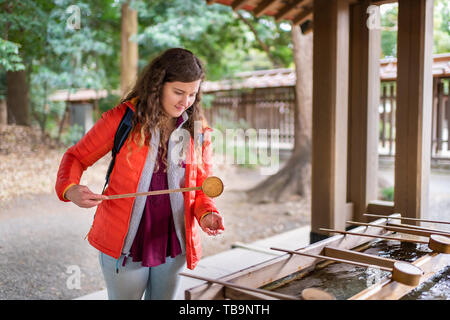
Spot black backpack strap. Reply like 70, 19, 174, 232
102, 106, 134, 193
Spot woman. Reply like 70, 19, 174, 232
55, 48, 225, 300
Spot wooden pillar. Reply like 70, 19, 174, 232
311, 0, 350, 242
348, 1, 381, 222
394, 0, 434, 220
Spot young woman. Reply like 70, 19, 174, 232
55, 48, 224, 300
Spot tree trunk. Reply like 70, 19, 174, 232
120, 1, 138, 97
246, 26, 313, 203
0, 99, 7, 125
6, 69, 31, 126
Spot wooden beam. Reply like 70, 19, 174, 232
254, 0, 279, 17
370, 0, 397, 5
232, 0, 251, 11
347, 0, 381, 223
292, 8, 313, 26
206, 0, 216, 4
394, 0, 434, 221
275, 0, 307, 22
367, 200, 395, 216
311, 0, 350, 238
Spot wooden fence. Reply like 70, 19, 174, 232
379, 77, 450, 160
203, 77, 450, 161
202, 86, 295, 146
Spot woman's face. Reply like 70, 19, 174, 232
161, 80, 201, 118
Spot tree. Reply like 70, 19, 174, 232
1, 0, 119, 137
120, 0, 138, 96
0, 39, 25, 125
246, 26, 313, 203
0, 0, 52, 125
133, 0, 287, 80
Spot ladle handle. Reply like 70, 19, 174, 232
319, 228, 429, 244
270, 247, 392, 272
105, 186, 202, 200
346, 221, 450, 238
364, 213, 450, 225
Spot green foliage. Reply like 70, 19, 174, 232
201, 93, 215, 110
61, 123, 84, 146
380, 4, 398, 58
0, 39, 25, 72
434, 0, 450, 53
133, 0, 291, 80
379, 1, 450, 57
381, 186, 394, 201
97, 93, 121, 120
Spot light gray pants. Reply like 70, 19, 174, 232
98, 251, 186, 300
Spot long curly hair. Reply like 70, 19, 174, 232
120, 48, 206, 171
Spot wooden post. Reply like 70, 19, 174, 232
394, 0, 434, 221
120, 1, 138, 97
347, 0, 381, 222
311, 0, 350, 241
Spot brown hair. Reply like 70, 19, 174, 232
121, 48, 206, 171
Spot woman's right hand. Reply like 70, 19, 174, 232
65, 185, 108, 208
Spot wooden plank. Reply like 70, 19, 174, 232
231, 0, 251, 11
370, 0, 397, 4
185, 216, 398, 300
311, 0, 350, 237
349, 251, 450, 300
394, 0, 434, 221
436, 81, 444, 152
254, 0, 280, 17
388, 83, 395, 155
275, 0, 307, 22
347, 0, 381, 223
447, 91, 450, 151
292, 8, 313, 26
367, 200, 395, 216
381, 85, 387, 147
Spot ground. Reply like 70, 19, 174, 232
0, 125, 310, 299
1, 125, 448, 299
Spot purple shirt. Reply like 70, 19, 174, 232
129, 117, 184, 267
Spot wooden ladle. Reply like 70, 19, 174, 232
270, 247, 424, 286
105, 176, 224, 200
319, 228, 450, 254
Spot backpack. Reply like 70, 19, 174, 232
102, 106, 134, 193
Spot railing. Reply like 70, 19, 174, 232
379, 78, 450, 161
204, 77, 450, 161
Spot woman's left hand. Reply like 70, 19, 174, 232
200, 212, 225, 236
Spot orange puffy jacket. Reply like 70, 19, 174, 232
55, 99, 219, 270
